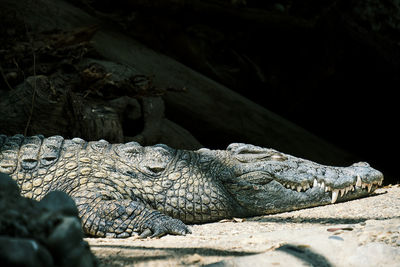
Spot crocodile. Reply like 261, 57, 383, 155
0, 134, 383, 238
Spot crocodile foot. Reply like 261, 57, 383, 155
140, 217, 192, 238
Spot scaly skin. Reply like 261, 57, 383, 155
0, 135, 383, 238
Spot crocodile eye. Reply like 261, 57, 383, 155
122, 146, 142, 156
115, 142, 143, 159
142, 145, 175, 175
269, 152, 287, 161
124, 148, 140, 158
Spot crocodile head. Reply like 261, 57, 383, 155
218, 143, 384, 215
113, 141, 383, 222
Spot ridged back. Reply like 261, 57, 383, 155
0, 135, 65, 174
0, 135, 88, 198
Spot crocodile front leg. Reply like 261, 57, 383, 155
72, 189, 191, 238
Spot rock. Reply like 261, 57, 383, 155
0, 173, 97, 267
0, 236, 53, 267
47, 216, 83, 256
39, 191, 79, 217
328, 235, 344, 241
0, 172, 20, 196
46, 216, 96, 267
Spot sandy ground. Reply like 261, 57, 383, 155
86, 185, 400, 266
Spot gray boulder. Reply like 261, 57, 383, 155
0, 173, 97, 267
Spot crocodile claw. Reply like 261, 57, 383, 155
140, 217, 192, 238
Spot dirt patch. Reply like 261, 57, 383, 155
87, 185, 400, 266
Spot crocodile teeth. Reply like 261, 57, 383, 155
303, 184, 310, 191
367, 184, 372, 192
313, 179, 318, 188
340, 188, 345, 197
320, 181, 325, 189
331, 189, 339, 203
325, 185, 331, 192
283, 182, 313, 192
356, 175, 362, 187
345, 186, 351, 194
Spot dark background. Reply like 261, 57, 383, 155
1, 0, 398, 184
80, 0, 398, 183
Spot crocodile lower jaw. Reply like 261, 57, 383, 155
280, 176, 383, 204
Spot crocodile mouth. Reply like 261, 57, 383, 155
236, 170, 383, 204
277, 176, 383, 204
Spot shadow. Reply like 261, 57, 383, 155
276, 244, 333, 267
90, 245, 257, 265
247, 216, 399, 225
91, 244, 256, 256
202, 243, 333, 267
99, 255, 170, 266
